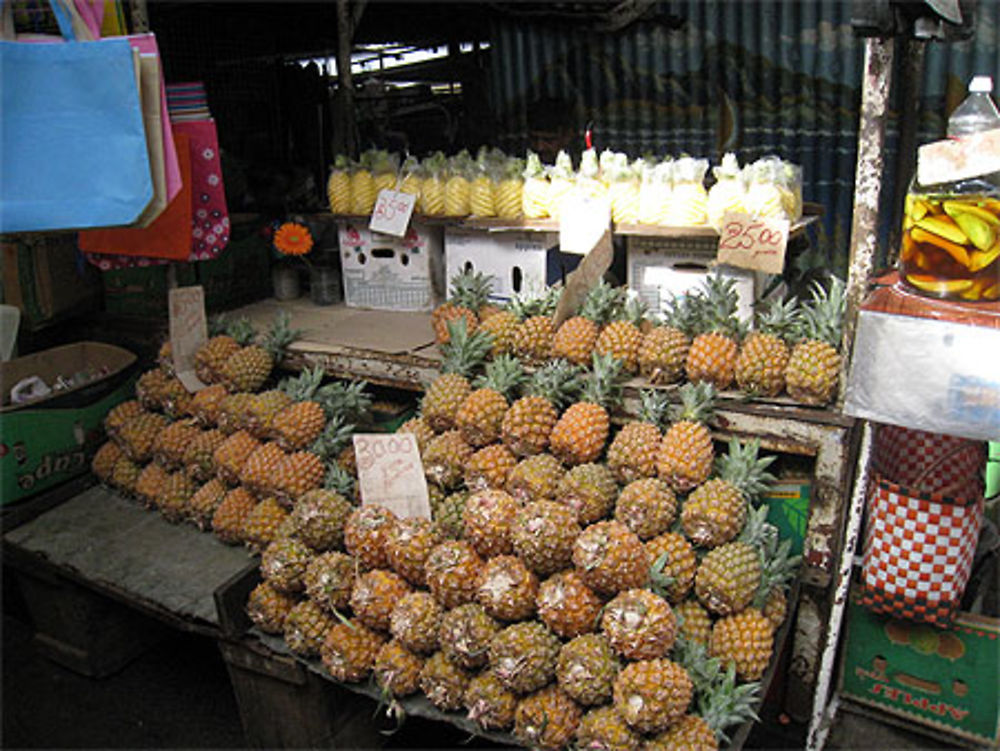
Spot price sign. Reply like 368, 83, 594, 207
559, 193, 612, 255
353, 433, 431, 519
369, 189, 416, 237
716, 211, 790, 274
168, 285, 207, 392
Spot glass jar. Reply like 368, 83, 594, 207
900, 173, 1000, 302
309, 265, 342, 306
272, 265, 300, 301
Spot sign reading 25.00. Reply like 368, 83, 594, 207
716, 211, 790, 274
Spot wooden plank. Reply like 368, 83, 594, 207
214, 564, 261, 638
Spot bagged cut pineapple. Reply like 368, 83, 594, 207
398, 155, 423, 203
706, 152, 747, 229
638, 159, 673, 225
664, 156, 709, 226
372, 150, 400, 195
599, 148, 619, 187
495, 156, 525, 219
420, 152, 448, 216
575, 147, 609, 201
606, 153, 640, 224
469, 147, 500, 217
522, 150, 550, 219
350, 150, 378, 215
779, 161, 803, 221
326, 154, 352, 214
444, 149, 474, 217
546, 150, 576, 219
743, 158, 787, 220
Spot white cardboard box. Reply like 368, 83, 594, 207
625, 235, 757, 321
338, 221, 444, 312
444, 228, 577, 301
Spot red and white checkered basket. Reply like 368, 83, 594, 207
861, 477, 983, 626
871, 424, 985, 499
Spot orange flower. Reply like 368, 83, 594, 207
274, 222, 314, 256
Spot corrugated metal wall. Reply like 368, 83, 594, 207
489, 1, 1000, 273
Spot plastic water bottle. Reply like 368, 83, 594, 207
947, 75, 1000, 137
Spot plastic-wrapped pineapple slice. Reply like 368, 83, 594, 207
372, 149, 400, 196
546, 150, 576, 219
444, 150, 474, 217
575, 147, 608, 202
398, 155, 423, 204
495, 156, 525, 219
327, 154, 352, 214
743, 158, 787, 220
664, 156, 709, 226
606, 153, 640, 224
522, 151, 549, 219
350, 150, 378, 215
778, 161, 804, 221
420, 152, 447, 216
599, 148, 618, 188
638, 159, 673, 225
706, 153, 747, 229
470, 147, 500, 218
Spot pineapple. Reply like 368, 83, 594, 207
213, 430, 260, 485
709, 608, 774, 681
489, 621, 561, 695
694, 503, 774, 616
215, 392, 256, 435
785, 276, 846, 405
614, 478, 677, 540
462, 489, 520, 558
242, 497, 289, 552
465, 670, 518, 731
133, 461, 169, 508
754, 528, 800, 630
420, 153, 447, 216
283, 600, 336, 658
552, 280, 622, 367
549, 353, 625, 466
572, 520, 649, 596
158, 377, 193, 420
432, 491, 469, 540
494, 156, 524, 219
501, 358, 580, 457
444, 153, 473, 217
117, 411, 168, 463
645, 715, 719, 751
321, 619, 386, 682
735, 295, 800, 397
220, 312, 298, 393
506, 453, 565, 503
455, 354, 524, 448
349, 153, 378, 215
424, 540, 483, 609
423, 430, 474, 490
91, 441, 123, 484
607, 389, 671, 484
288, 488, 353, 552
510, 500, 581, 577
555, 463, 619, 526
595, 294, 648, 374
246, 581, 298, 635
260, 536, 313, 594
647, 532, 697, 604
384, 517, 441, 587
152, 419, 200, 470
612, 659, 693, 734
638, 293, 697, 385
575, 705, 642, 751
510, 289, 560, 366
109, 455, 142, 495
656, 382, 717, 493
104, 399, 144, 439
238, 442, 286, 497
514, 685, 583, 751
343, 505, 398, 570
389, 591, 443, 654
326, 155, 352, 213
245, 388, 294, 441
601, 588, 678, 661
420, 651, 472, 712
422, 318, 491, 432
674, 598, 713, 646
211, 487, 257, 544
194, 316, 253, 384
556, 633, 620, 707
465, 443, 517, 492
304, 551, 356, 614
431, 269, 493, 345
685, 275, 745, 390
478, 307, 519, 357
268, 368, 327, 451
682, 438, 775, 549
155, 471, 196, 524
470, 147, 498, 217
440, 603, 500, 670
271, 450, 325, 506
374, 640, 424, 698
536, 570, 604, 639
182, 428, 225, 482
476, 555, 539, 622
135, 368, 169, 410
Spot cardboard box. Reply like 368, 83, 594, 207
338, 221, 444, 312
444, 228, 582, 301
0, 342, 137, 505
840, 588, 1000, 747
625, 235, 757, 319
760, 476, 811, 557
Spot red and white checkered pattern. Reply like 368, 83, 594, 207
861, 479, 983, 625
871, 424, 985, 500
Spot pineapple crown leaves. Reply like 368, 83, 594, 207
507, 287, 560, 321
797, 275, 846, 347
310, 414, 355, 460
698, 663, 761, 742
523, 358, 583, 409
694, 274, 744, 339
714, 438, 777, 502
752, 518, 801, 608
648, 551, 678, 599
674, 381, 716, 424
439, 319, 492, 376
207, 312, 230, 338
619, 293, 649, 326
579, 353, 626, 408
279, 366, 325, 402
637, 388, 672, 428
226, 316, 257, 346
473, 354, 526, 398
660, 291, 701, 337
323, 463, 356, 499
262, 311, 301, 359
578, 280, 625, 324
672, 635, 726, 695
754, 295, 802, 341
449, 269, 495, 311
318, 379, 372, 423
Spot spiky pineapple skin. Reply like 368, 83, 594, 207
212, 487, 257, 544
785, 339, 840, 405
92, 441, 123, 484
602, 588, 678, 661
511, 500, 580, 577
638, 326, 690, 384
552, 317, 599, 367
288, 489, 353, 552
709, 607, 774, 681
478, 310, 519, 357
456, 388, 509, 448
321, 619, 386, 682
284, 600, 337, 658
423, 430, 473, 489
134, 461, 170, 508
506, 453, 565, 504
607, 422, 662, 484
424, 540, 483, 610
645, 714, 718, 751
656, 420, 713, 493
462, 489, 520, 558
536, 570, 604, 639
476, 555, 539, 622
242, 497, 289, 551
686, 332, 738, 391
681, 478, 747, 548
556, 633, 620, 706
221, 344, 273, 393
420, 651, 472, 711
550, 402, 609, 466
596, 320, 642, 373
695, 540, 761, 616
647, 532, 697, 604
512, 315, 555, 366
422, 373, 471, 432
465, 444, 517, 491
556, 463, 619, 526
246, 581, 298, 634
576, 705, 643, 751
613, 659, 693, 734
572, 521, 649, 596
674, 598, 713, 646
389, 591, 443, 654
489, 621, 561, 694
271, 401, 326, 452
260, 536, 313, 594
213, 430, 260, 485
465, 670, 518, 731
304, 551, 355, 614
514, 685, 583, 751
615, 478, 677, 541
439, 603, 500, 670
502, 395, 558, 457
374, 640, 424, 697
735, 332, 789, 397
343, 505, 398, 570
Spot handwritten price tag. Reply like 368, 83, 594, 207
168, 285, 207, 392
369, 189, 416, 237
716, 211, 790, 274
560, 193, 612, 255
353, 433, 431, 519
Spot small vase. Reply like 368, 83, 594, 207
272, 265, 300, 301
310, 265, 342, 306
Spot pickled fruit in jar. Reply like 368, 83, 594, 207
900, 193, 1000, 302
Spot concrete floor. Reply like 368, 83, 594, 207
2, 606, 963, 751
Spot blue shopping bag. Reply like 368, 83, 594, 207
0, 27, 152, 232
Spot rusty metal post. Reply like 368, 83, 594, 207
838, 37, 895, 409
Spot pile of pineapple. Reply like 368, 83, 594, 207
433, 270, 847, 407
244, 307, 801, 750
89, 313, 371, 552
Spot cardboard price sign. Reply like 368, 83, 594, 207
559, 193, 612, 255
369, 189, 416, 237
716, 211, 790, 274
353, 433, 431, 519
168, 285, 207, 392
